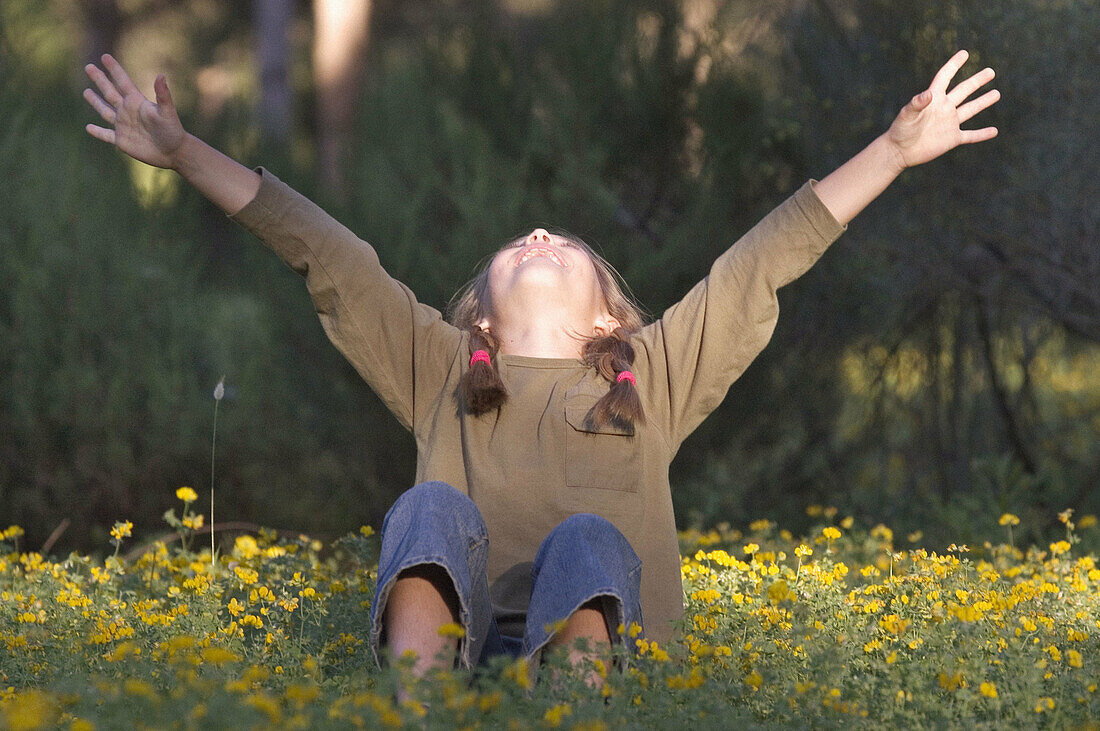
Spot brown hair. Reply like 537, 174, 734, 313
447, 230, 648, 428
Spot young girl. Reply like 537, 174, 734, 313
82, 50, 999, 677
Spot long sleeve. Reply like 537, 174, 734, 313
632, 181, 846, 451
229, 168, 464, 432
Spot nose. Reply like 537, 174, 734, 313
526, 228, 552, 245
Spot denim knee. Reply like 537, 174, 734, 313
382, 481, 485, 540
534, 514, 638, 570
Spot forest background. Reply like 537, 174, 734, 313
1, 0, 1096, 555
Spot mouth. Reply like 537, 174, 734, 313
516, 246, 568, 267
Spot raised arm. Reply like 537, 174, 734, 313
83, 54, 259, 215
84, 54, 465, 433
813, 50, 1000, 226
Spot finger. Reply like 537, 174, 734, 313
153, 74, 176, 115
957, 89, 1001, 124
930, 49, 969, 95
84, 63, 123, 107
960, 126, 998, 145
101, 53, 141, 97
947, 67, 995, 107
85, 123, 117, 145
83, 88, 117, 125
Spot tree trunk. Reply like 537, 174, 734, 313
254, 0, 294, 143
77, 0, 123, 64
312, 0, 373, 200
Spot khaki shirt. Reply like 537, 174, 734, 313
232, 170, 844, 641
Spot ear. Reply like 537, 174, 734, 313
592, 315, 621, 338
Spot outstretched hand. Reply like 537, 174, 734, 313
885, 50, 1000, 170
83, 54, 186, 170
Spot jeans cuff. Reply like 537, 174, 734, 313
369, 557, 478, 670
524, 589, 631, 670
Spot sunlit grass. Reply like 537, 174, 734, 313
3, 498, 1100, 728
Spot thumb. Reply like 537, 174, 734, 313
154, 74, 176, 113
909, 88, 933, 111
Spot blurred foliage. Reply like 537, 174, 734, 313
0, 0, 1097, 553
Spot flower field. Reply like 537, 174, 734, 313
3, 494, 1100, 729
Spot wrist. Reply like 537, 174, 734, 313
873, 133, 908, 178
171, 132, 202, 176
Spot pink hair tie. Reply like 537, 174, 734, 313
470, 349, 491, 367
616, 370, 636, 386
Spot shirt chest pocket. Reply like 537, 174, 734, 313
563, 385, 642, 493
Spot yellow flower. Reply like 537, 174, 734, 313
234, 566, 259, 585
123, 679, 157, 700
109, 521, 133, 542
202, 646, 241, 665
543, 703, 571, 727
234, 536, 261, 560
999, 513, 1020, 526
4, 689, 59, 730
240, 614, 264, 629
1079, 514, 1097, 529
437, 622, 466, 638
1068, 650, 1084, 668
879, 614, 910, 634
182, 514, 204, 530
176, 486, 199, 503
285, 684, 321, 708
822, 527, 842, 541
767, 580, 791, 604
980, 681, 998, 698
745, 671, 763, 690
743, 543, 760, 555
1050, 540, 1071, 556
795, 544, 813, 558
244, 693, 281, 723
503, 658, 532, 690
1034, 697, 1054, 713
937, 672, 966, 692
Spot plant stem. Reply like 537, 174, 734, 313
211, 383, 222, 567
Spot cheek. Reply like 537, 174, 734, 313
482, 256, 512, 310
580, 262, 606, 303
485, 257, 508, 293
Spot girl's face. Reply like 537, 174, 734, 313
481, 228, 617, 337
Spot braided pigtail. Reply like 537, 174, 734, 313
458, 329, 507, 414
582, 328, 644, 429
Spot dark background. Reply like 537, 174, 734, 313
2, 0, 1097, 554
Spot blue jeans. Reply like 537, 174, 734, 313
368, 481, 643, 669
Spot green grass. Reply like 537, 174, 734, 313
2, 503, 1099, 729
